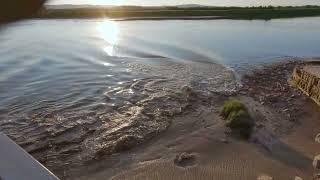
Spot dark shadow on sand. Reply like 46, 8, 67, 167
252, 128, 311, 170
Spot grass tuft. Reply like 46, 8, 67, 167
221, 100, 253, 139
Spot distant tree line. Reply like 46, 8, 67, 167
1, 0, 45, 22
35, 5, 320, 20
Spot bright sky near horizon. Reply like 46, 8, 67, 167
48, 0, 320, 6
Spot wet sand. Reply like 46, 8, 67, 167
70, 59, 320, 180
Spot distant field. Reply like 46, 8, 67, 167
37, 6, 320, 20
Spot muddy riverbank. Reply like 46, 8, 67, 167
61, 59, 320, 180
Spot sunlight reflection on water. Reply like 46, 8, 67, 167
97, 20, 119, 56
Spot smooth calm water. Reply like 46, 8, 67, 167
0, 17, 320, 172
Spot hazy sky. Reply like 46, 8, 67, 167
48, 0, 320, 6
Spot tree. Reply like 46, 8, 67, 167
0, 0, 46, 22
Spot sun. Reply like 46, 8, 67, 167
85, 0, 126, 5
48, 0, 126, 6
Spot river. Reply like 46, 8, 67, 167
0, 17, 320, 174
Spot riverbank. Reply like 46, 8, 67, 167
3, 18, 320, 180
67, 59, 320, 180
37, 6, 320, 20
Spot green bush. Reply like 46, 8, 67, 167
221, 100, 246, 118
221, 100, 253, 139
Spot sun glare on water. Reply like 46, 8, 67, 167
97, 20, 119, 56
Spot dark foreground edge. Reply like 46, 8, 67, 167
0, 132, 59, 180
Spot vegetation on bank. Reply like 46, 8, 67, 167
221, 100, 253, 139
36, 6, 320, 20
0, 0, 44, 22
